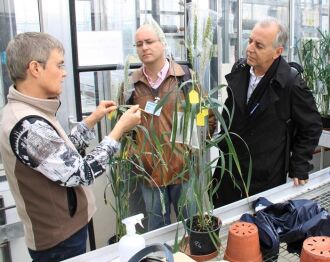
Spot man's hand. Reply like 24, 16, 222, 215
293, 177, 308, 186
84, 100, 117, 128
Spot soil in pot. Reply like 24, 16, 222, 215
224, 221, 262, 262
185, 215, 221, 256
300, 236, 330, 262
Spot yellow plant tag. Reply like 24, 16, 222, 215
107, 111, 116, 120
189, 90, 200, 104
123, 150, 128, 159
202, 107, 209, 116
196, 112, 205, 126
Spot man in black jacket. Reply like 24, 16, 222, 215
212, 17, 322, 208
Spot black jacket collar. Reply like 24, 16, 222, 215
225, 57, 291, 116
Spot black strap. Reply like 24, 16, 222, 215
288, 61, 304, 74
128, 244, 174, 262
283, 66, 301, 174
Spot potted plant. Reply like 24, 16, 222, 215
104, 60, 152, 243
173, 81, 250, 259
158, 3, 252, 259
317, 30, 330, 125
297, 30, 330, 126
104, 133, 136, 244
104, 5, 251, 257
297, 38, 318, 94
104, 60, 166, 244
104, 60, 138, 243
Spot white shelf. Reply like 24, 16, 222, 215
319, 130, 330, 147
318, 130, 330, 168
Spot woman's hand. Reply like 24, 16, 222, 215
109, 105, 141, 141
83, 100, 117, 128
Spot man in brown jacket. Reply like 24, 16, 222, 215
129, 22, 216, 230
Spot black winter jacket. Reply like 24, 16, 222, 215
212, 57, 322, 207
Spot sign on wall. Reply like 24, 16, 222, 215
77, 31, 123, 66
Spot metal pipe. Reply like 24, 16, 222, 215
289, 0, 295, 62
237, 0, 243, 59
68, 0, 83, 122
0, 196, 12, 262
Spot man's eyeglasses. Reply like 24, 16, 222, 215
134, 39, 160, 48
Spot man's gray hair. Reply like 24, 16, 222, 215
6, 32, 64, 83
256, 17, 288, 48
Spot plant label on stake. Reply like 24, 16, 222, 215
170, 111, 199, 149
202, 107, 209, 116
189, 90, 200, 104
196, 112, 205, 126
107, 110, 116, 120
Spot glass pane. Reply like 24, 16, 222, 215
159, 1, 186, 61
293, 0, 329, 113
75, 0, 186, 67
293, 0, 329, 62
76, 0, 137, 66
80, 72, 98, 114
241, 0, 290, 59
80, 68, 134, 115
76, 0, 188, 116
219, 0, 290, 103
79, 68, 133, 146
219, 0, 238, 85
14, 0, 40, 32
0, 0, 40, 103
0, 0, 40, 169
76, 1, 92, 31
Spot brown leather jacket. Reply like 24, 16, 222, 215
129, 61, 215, 186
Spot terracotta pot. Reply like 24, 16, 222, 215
300, 236, 330, 262
224, 221, 262, 262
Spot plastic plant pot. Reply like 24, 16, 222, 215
182, 240, 219, 262
185, 215, 221, 256
300, 236, 330, 262
224, 221, 262, 262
